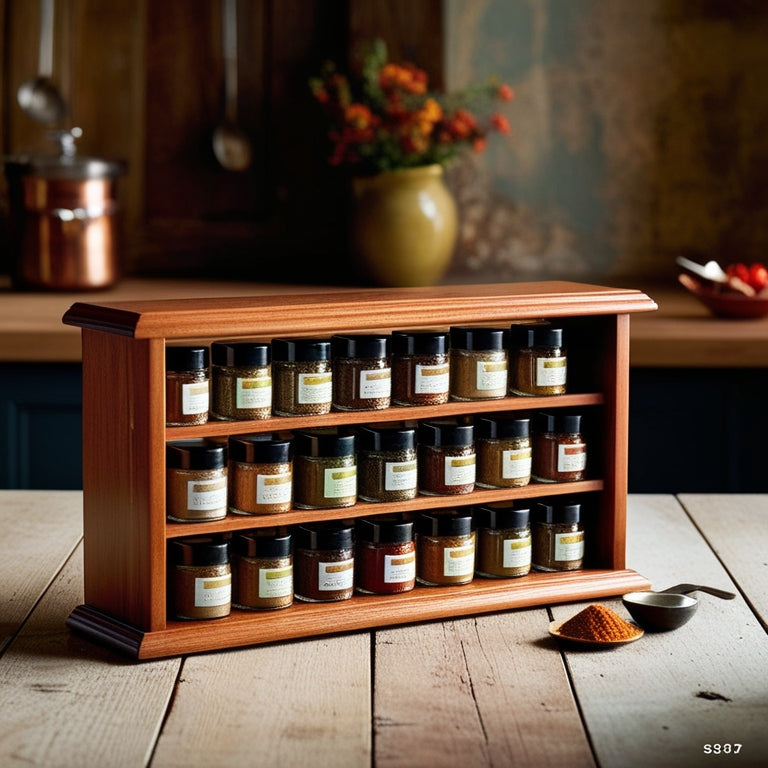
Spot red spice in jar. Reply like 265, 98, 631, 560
417, 421, 476, 495
532, 412, 587, 483
355, 517, 415, 594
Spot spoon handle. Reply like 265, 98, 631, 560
660, 583, 736, 600
39, 0, 55, 77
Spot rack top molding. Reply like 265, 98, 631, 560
62, 281, 657, 340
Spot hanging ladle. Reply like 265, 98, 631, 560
17, 0, 67, 125
212, 0, 252, 171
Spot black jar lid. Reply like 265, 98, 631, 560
391, 329, 449, 356
234, 531, 292, 559
532, 501, 581, 524
418, 420, 474, 448
295, 522, 353, 551
449, 326, 508, 351
356, 517, 414, 544
271, 338, 330, 362
166, 345, 209, 371
536, 412, 581, 434
475, 503, 530, 530
228, 434, 292, 464
294, 429, 355, 457
533, 327, 563, 348
416, 511, 474, 537
170, 536, 229, 566
476, 416, 530, 440
211, 340, 270, 367
331, 334, 390, 359
166, 439, 226, 470
357, 425, 416, 453
508, 324, 538, 349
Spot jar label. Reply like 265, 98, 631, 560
503, 537, 532, 568
258, 566, 293, 598
443, 543, 475, 577
182, 381, 210, 415
476, 360, 507, 391
186, 477, 227, 512
444, 454, 476, 486
557, 443, 587, 472
554, 531, 584, 562
323, 466, 357, 498
298, 372, 332, 404
536, 356, 567, 386
384, 552, 416, 584
385, 460, 418, 491
318, 559, 354, 591
359, 368, 392, 399
415, 363, 449, 394
236, 376, 272, 409
256, 472, 293, 505
194, 573, 231, 607
502, 447, 532, 479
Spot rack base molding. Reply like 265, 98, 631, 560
63, 281, 657, 659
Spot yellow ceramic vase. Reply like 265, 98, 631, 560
351, 164, 458, 287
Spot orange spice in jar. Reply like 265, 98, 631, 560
415, 511, 476, 586
166, 440, 228, 523
228, 434, 293, 515
449, 327, 508, 401
475, 416, 532, 489
165, 346, 210, 426
532, 412, 586, 483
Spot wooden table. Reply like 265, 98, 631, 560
1, 492, 766, 768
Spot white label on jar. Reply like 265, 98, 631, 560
554, 531, 584, 562
557, 443, 587, 472
502, 447, 532, 479
475, 360, 507, 391
187, 477, 227, 511
236, 376, 272, 409
443, 543, 475, 576
535, 356, 567, 386
256, 472, 292, 505
318, 559, 354, 591
297, 372, 332, 404
503, 537, 532, 568
323, 466, 357, 498
258, 566, 293, 598
415, 363, 450, 394
444, 454, 476, 486
182, 381, 209, 414
384, 552, 416, 583
194, 573, 231, 607
359, 367, 392, 399
384, 460, 418, 491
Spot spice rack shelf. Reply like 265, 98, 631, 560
63, 280, 656, 659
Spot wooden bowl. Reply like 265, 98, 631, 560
678, 274, 768, 319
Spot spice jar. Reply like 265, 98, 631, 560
232, 531, 293, 610
294, 523, 354, 602
271, 338, 332, 416
415, 512, 476, 586
355, 517, 415, 594
449, 327, 508, 401
476, 416, 532, 489
165, 346, 210, 426
210, 340, 272, 421
331, 334, 391, 410
532, 412, 587, 482
357, 425, 417, 502
166, 440, 228, 522
417, 421, 476, 495
228, 434, 293, 515
293, 429, 357, 509
169, 536, 231, 620
531, 501, 584, 571
391, 330, 450, 406
509, 326, 567, 397
475, 504, 532, 578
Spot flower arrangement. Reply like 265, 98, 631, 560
310, 39, 513, 175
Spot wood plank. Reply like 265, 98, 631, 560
374, 612, 595, 768
150, 633, 371, 768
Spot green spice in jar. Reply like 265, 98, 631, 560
417, 421, 476, 495
391, 330, 450, 406
509, 326, 567, 397
170, 536, 231, 620
232, 531, 293, 610
531, 501, 584, 572
475, 503, 532, 578
271, 338, 332, 416
228, 434, 293, 515
165, 346, 210, 426
475, 416, 532, 488
415, 511, 476, 586
166, 440, 228, 522
293, 429, 357, 509
331, 334, 391, 411
357, 425, 417, 502
449, 327, 509, 400
210, 340, 272, 420
294, 523, 354, 602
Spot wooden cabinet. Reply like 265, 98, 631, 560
62, 281, 655, 659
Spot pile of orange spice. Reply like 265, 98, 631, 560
558, 603, 642, 642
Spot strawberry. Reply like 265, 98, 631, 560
748, 263, 768, 292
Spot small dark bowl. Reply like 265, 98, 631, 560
622, 591, 698, 631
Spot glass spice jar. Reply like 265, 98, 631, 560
294, 523, 354, 602
531, 501, 584, 571
169, 536, 231, 620
166, 439, 228, 522
271, 338, 332, 416
210, 340, 272, 421
509, 326, 567, 397
165, 345, 210, 426
475, 503, 532, 578
532, 412, 587, 483
415, 511, 476, 586
417, 421, 476, 496
331, 334, 391, 410
232, 530, 293, 610
449, 327, 508, 401
227, 434, 293, 515
293, 429, 357, 509
357, 425, 417, 502
391, 329, 450, 406
355, 517, 416, 594
475, 416, 532, 489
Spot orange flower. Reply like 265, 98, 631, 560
473, 137, 487, 153
345, 103, 375, 130
380, 62, 428, 95
497, 84, 514, 101
491, 113, 511, 134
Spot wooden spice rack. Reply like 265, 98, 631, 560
63, 281, 656, 659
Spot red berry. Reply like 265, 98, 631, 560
748, 263, 768, 291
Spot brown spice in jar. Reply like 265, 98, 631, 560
331, 335, 391, 411
417, 421, 475, 496
228, 435, 293, 515
293, 523, 354, 602
357, 426, 417, 502
557, 604, 642, 642
391, 330, 450, 406
531, 501, 584, 572
210, 340, 272, 420
532, 412, 586, 483
449, 327, 508, 401
165, 346, 210, 426
415, 512, 475, 586
232, 531, 293, 610
166, 440, 228, 523
271, 338, 332, 416
170, 537, 231, 620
